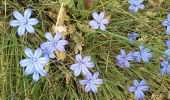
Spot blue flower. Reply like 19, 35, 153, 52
9, 8, 39, 36
19, 48, 49, 81
41, 43, 56, 59
70, 54, 95, 77
163, 40, 170, 57
41, 32, 68, 53
128, 33, 139, 45
129, 79, 149, 99
162, 14, 170, 35
79, 71, 103, 93
160, 58, 170, 74
128, 0, 145, 13
89, 12, 109, 31
133, 46, 153, 63
116, 49, 134, 68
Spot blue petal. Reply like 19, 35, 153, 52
55, 44, 65, 51
128, 0, 133, 4
166, 40, 170, 48
75, 54, 82, 63
24, 8, 32, 19
127, 52, 134, 61
20, 59, 31, 67
167, 26, 170, 35
45, 32, 54, 41
167, 66, 170, 74
133, 6, 139, 13
83, 56, 91, 63
26, 24, 35, 34
33, 71, 39, 81
139, 86, 149, 91
162, 21, 168, 26
138, 4, 145, 9
24, 64, 35, 75
161, 61, 168, 68
13, 10, 24, 21
57, 40, 68, 45
82, 66, 91, 76
98, 12, 104, 21
92, 71, 99, 79
133, 80, 139, 87
128, 86, 136, 92
138, 0, 144, 4
92, 12, 99, 21
28, 18, 39, 25
160, 67, 166, 74
86, 62, 95, 68
79, 80, 88, 85
49, 53, 56, 58
139, 79, 146, 86
101, 19, 109, 24
25, 48, 33, 58
136, 56, 141, 62
163, 49, 170, 56
124, 61, 130, 68
18, 25, 26, 36
128, 5, 135, 11
100, 24, 106, 31
135, 90, 145, 99
9, 20, 23, 26
91, 84, 98, 93
93, 79, 103, 85
41, 42, 53, 49
133, 51, 140, 57
34, 62, 47, 76
74, 66, 81, 77
168, 14, 170, 22
120, 49, 126, 56
34, 48, 42, 58
70, 64, 79, 70
141, 55, 149, 63
85, 83, 91, 92
89, 21, 99, 29
54, 32, 62, 41
38, 57, 49, 66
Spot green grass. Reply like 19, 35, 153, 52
1, 0, 170, 99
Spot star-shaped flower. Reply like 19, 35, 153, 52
70, 54, 95, 77
79, 71, 103, 93
89, 12, 109, 31
128, 33, 139, 45
129, 79, 149, 99
116, 49, 134, 68
162, 14, 170, 35
128, 0, 145, 13
19, 48, 49, 81
9, 8, 39, 36
133, 46, 153, 63
41, 32, 68, 53
160, 58, 170, 74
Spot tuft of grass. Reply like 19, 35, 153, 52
1, 0, 170, 99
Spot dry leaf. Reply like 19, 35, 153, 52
151, 93, 166, 100
85, 0, 94, 9
55, 51, 66, 60
73, 32, 85, 54
53, 25, 69, 39
77, 23, 95, 33
149, 0, 164, 7
65, 72, 71, 85
45, 64, 50, 72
